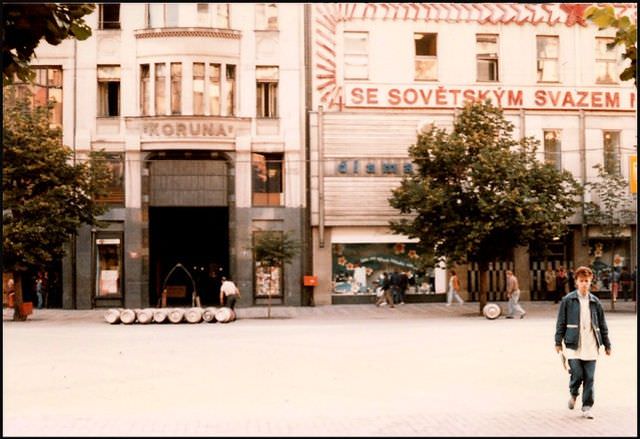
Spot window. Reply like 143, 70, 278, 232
140, 64, 151, 116
209, 63, 221, 116
96, 153, 125, 206
197, 3, 210, 26
170, 62, 182, 115
344, 32, 368, 80
595, 37, 618, 84
97, 65, 120, 117
11, 66, 63, 127
256, 3, 278, 30
256, 66, 278, 118
95, 235, 123, 297
215, 4, 230, 28
226, 64, 236, 116
603, 131, 621, 174
254, 231, 283, 298
99, 4, 120, 29
252, 153, 283, 206
543, 130, 562, 171
155, 63, 166, 115
193, 63, 205, 115
477, 34, 499, 81
165, 4, 179, 27
148, 4, 164, 28
536, 36, 559, 82
414, 33, 437, 81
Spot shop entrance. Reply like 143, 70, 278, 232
149, 206, 229, 307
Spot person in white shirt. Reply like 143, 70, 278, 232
219, 276, 241, 310
555, 266, 612, 420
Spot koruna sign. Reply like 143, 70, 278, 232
126, 116, 251, 139
345, 83, 636, 111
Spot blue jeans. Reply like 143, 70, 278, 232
568, 359, 597, 409
36, 291, 43, 309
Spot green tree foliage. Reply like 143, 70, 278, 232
585, 5, 637, 86
584, 164, 636, 310
3, 92, 110, 319
2, 3, 95, 85
251, 230, 301, 318
389, 100, 583, 314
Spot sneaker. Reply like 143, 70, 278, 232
446, 303, 451, 307
582, 409, 594, 419
568, 395, 577, 410
505, 315, 514, 319
399, 302, 405, 305
520, 313, 526, 319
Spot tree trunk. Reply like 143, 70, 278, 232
478, 261, 489, 316
267, 267, 272, 319
12, 273, 27, 321
610, 242, 616, 311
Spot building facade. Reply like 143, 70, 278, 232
24, 3, 308, 309
308, 3, 637, 305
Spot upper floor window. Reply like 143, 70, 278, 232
252, 153, 283, 206
209, 63, 221, 116
543, 130, 562, 171
193, 63, 205, 115
155, 63, 166, 115
10, 66, 63, 127
97, 65, 120, 117
477, 34, 499, 82
140, 64, 151, 116
148, 3, 229, 28
216, 4, 230, 28
226, 64, 236, 116
343, 32, 368, 80
415, 33, 437, 81
256, 3, 278, 30
96, 152, 125, 206
256, 66, 278, 118
99, 4, 121, 30
603, 131, 621, 174
536, 36, 559, 82
595, 37, 618, 84
170, 63, 182, 115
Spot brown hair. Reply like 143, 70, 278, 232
574, 266, 593, 279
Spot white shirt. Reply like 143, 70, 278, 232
565, 293, 600, 360
220, 280, 239, 297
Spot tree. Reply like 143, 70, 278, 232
585, 5, 637, 87
389, 100, 583, 315
2, 3, 95, 85
584, 164, 636, 310
3, 92, 110, 320
251, 231, 301, 318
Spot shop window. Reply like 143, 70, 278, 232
96, 153, 125, 206
99, 4, 120, 30
97, 65, 120, 117
477, 34, 499, 82
344, 32, 368, 80
155, 63, 166, 115
256, 3, 278, 30
252, 153, 283, 206
253, 231, 283, 298
543, 129, 562, 171
95, 236, 123, 297
209, 63, 221, 116
10, 66, 63, 127
595, 37, 618, 84
603, 131, 621, 175
140, 64, 151, 116
226, 64, 236, 116
170, 62, 182, 115
415, 33, 437, 81
536, 35, 559, 82
256, 66, 278, 118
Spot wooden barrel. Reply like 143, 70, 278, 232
202, 307, 218, 323
185, 307, 203, 323
104, 308, 122, 324
153, 308, 168, 323
167, 308, 185, 323
483, 303, 502, 320
120, 309, 136, 324
215, 307, 236, 323
135, 308, 154, 324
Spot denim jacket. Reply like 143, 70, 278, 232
554, 290, 611, 351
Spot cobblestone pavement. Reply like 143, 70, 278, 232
3, 301, 637, 436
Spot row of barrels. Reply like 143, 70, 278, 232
104, 307, 236, 324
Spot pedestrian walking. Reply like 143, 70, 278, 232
390, 270, 404, 305
35, 272, 45, 309
554, 265, 611, 420
374, 272, 394, 308
219, 276, 241, 310
505, 270, 525, 318
555, 266, 568, 303
620, 267, 631, 301
544, 265, 556, 301
446, 270, 464, 306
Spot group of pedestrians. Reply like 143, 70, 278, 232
374, 270, 409, 308
544, 265, 573, 303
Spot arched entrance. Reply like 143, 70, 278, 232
146, 151, 231, 307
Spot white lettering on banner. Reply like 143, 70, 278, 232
345, 84, 636, 111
